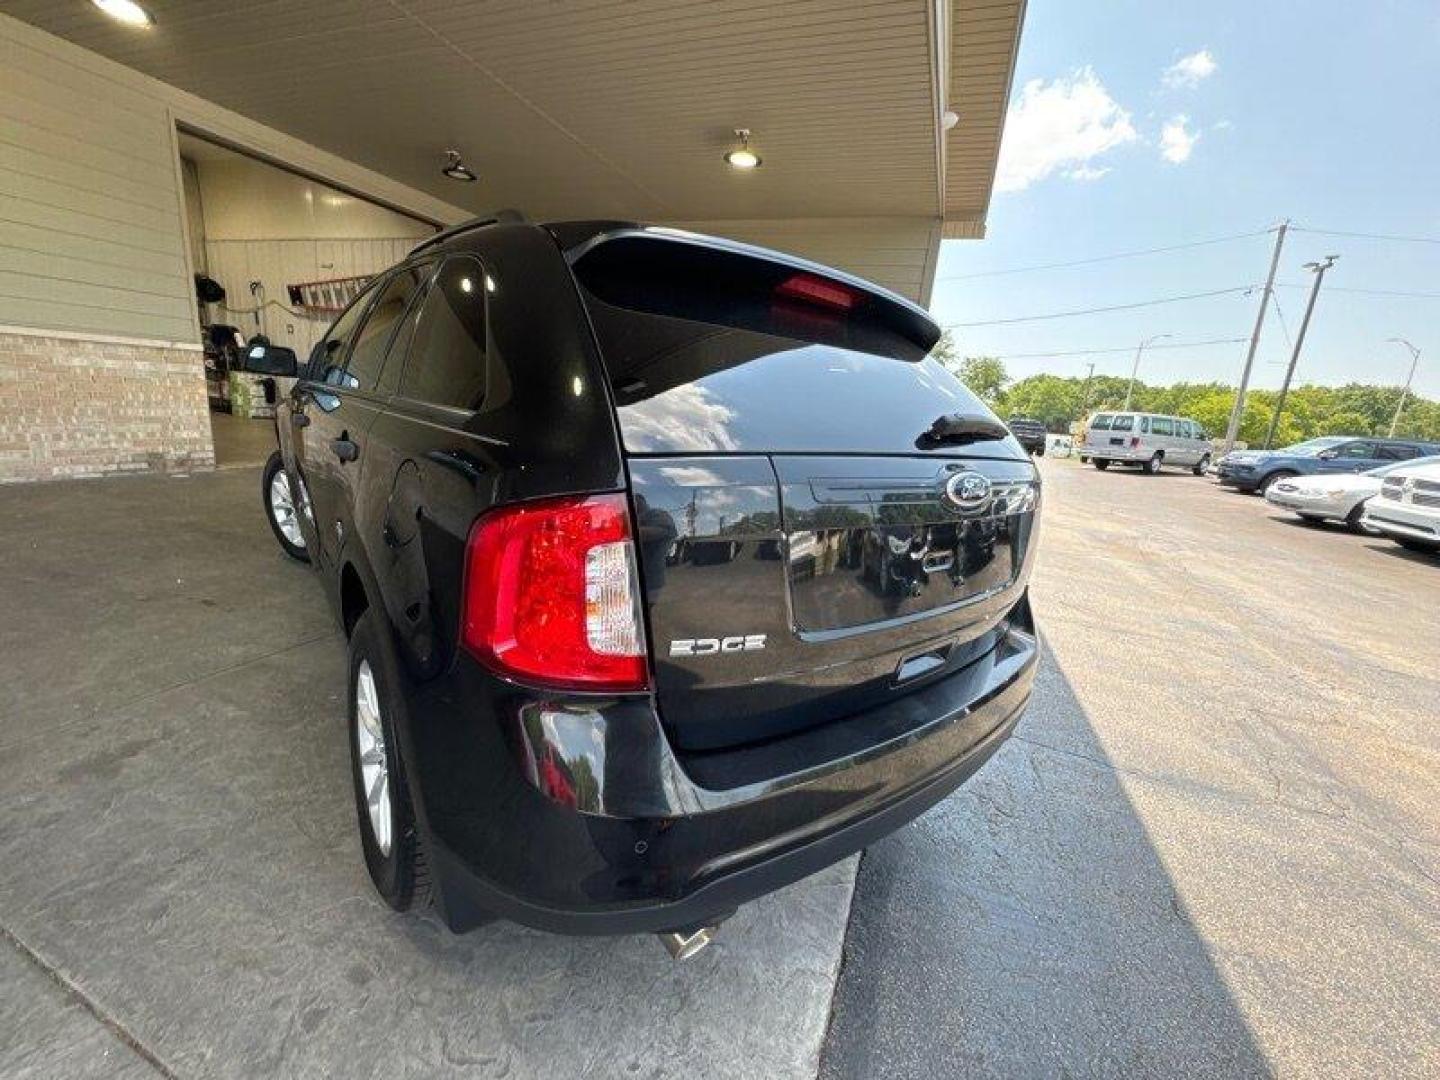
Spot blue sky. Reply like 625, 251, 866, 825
930, 0, 1440, 398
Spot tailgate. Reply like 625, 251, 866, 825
565, 225, 1040, 752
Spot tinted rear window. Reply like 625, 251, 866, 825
573, 236, 993, 455
1111, 415, 1135, 432
1090, 414, 1113, 430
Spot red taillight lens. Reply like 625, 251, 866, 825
462, 493, 649, 692
1130, 436, 1140, 448
774, 272, 859, 312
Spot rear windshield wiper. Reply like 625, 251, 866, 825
916, 413, 1011, 448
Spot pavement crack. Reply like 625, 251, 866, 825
1, 923, 180, 1079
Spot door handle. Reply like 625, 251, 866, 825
291, 412, 310, 428
330, 437, 359, 463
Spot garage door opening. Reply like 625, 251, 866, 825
177, 131, 438, 467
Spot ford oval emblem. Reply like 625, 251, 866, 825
943, 471, 992, 512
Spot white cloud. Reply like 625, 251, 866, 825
1213, 119, 1233, 131
1160, 115, 1200, 163
1065, 165, 1112, 182
1163, 49, 1218, 89
995, 67, 1137, 193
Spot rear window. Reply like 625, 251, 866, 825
1111, 415, 1135, 432
572, 234, 991, 455
1089, 414, 1113, 431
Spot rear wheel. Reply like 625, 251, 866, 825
1193, 454, 1211, 476
1345, 503, 1378, 534
348, 608, 431, 913
1258, 470, 1296, 496
1143, 453, 1163, 475
1078, 455, 1089, 464
262, 451, 309, 563
1094, 459, 1110, 471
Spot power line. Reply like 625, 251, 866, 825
934, 228, 1269, 282
1275, 283, 1440, 300
984, 336, 1248, 361
943, 285, 1255, 328
1291, 226, 1440, 246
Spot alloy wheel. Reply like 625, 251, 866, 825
268, 469, 307, 548
354, 660, 393, 856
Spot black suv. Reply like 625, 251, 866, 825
255, 220, 1040, 955
1006, 416, 1048, 456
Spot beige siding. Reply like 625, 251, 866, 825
671, 217, 943, 305
0, 11, 467, 345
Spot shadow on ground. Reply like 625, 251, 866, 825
819, 644, 1272, 1079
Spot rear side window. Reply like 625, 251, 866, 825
1111, 415, 1135, 432
1376, 444, 1417, 461
1151, 417, 1173, 436
1336, 441, 1376, 459
336, 266, 430, 393
1090, 414, 1113, 431
400, 256, 488, 411
572, 234, 975, 455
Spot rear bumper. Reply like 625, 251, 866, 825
1087, 446, 1146, 462
397, 606, 1038, 935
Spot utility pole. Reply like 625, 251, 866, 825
1123, 335, 1171, 410
1224, 219, 1289, 454
1386, 337, 1422, 437
1264, 255, 1338, 449
1078, 362, 1096, 414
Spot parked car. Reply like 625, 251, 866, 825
1081, 411, 1213, 474
1217, 436, 1440, 494
1263, 455, 1440, 532
1006, 415, 1047, 456
255, 219, 1041, 956
1361, 461, 1440, 554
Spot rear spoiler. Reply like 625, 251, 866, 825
552, 224, 941, 361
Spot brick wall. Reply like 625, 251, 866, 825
0, 331, 215, 483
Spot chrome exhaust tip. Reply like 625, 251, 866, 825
657, 926, 715, 961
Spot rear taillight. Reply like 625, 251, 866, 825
1130, 436, 1140, 448
462, 493, 649, 692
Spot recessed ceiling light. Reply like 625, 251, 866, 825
725, 129, 762, 170
442, 149, 477, 182
91, 0, 154, 28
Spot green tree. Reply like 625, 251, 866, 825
955, 356, 1010, 409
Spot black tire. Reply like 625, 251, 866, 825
348, 608, 431, 913
1297, 513, 1326, 525
1143, 453, 1163, 475
1396, 538, 1440, 554
1257, 470, 1295, 496
1192, 455, 1211, 476
1094, 459, 1110, 471
1078, 455, 1089, 464
262, 451, 309, 563
1345, 503, 1376, 534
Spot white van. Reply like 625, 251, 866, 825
1082, 412, 1212, 475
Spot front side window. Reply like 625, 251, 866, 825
1151, 417, 1173, 436
332, 267, 430, 393
313, 279, 382, 384
1335, 441, 1377, 459
400, 256, 489, 411
1176, 420, 1194, 438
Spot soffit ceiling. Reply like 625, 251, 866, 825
4, 0, 1021, 231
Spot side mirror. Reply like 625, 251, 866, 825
243, 343, 298, 377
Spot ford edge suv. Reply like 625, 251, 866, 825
254, 219, 1041, 955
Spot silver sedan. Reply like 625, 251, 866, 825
1264, 455, 1440, 532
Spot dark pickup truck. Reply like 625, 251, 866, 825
1007, 416, 1047, 456
254, 219, 1040, 958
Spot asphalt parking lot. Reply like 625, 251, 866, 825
2, 457, 1437, 1078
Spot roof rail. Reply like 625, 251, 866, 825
410, 209, 527, 255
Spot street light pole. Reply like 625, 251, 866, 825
1078, 361, 1096, 414
1264, 255, 1338, 449
1123, 335, 1171, 411
1387, 337, 1422, 437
